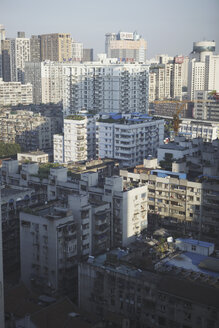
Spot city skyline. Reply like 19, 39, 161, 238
1, 0, 219, 58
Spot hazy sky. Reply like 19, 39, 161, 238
1, 0, 219, 58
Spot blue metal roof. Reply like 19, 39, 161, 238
150, 170, 187, 179
177, 238, 214, 248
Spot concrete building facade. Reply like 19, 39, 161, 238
0, 110, 52, 150
72, 41, 83, 62
194, 90, 219, 121
179, 118, 219, 141
53, 114, 96, 163
9, 33, 30, 83
97, 114, 164, 167
20, 206, 77, 296
0, 78, 32, 106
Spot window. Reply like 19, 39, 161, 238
191, 245, 196, 251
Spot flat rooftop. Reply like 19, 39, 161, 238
177, 238, 214, 248
160, 252, 219, 278
18, 151, 48, 156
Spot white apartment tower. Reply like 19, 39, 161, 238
103, 176, 148, 247
10, 32, 30, 83
188, 59, 205, 100
72, 41, 83, 62
205, 54, 219, 92
97, 113, 164, 167
53, 114, 96, 163
62, 60, 149, 115
25, 60, 149, 112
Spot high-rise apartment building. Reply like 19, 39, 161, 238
20, 205, 77, 296
72, 41, 83, 61
188, 59, 205, 100
181, 56, 189, 88
205, 54, 219, 92
188, 40, 218, 100
149, 60, 182, 101
105, 31, 147, 63
0, 78, 33, 106
25, 58, 149, 113
54, 114, 96, 163
40, 33, 72, 62
25, 61, 63, 104
62, 58, 149, 115
97, 113, 164, 167
9, 32, 30, 82
0, 24, 6, 79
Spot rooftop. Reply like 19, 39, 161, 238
159, 143, 188, 151
150, 169, 187, 180
18, 151, 48, 156
160, 251, 219, 278
65, 115, 85, 120
176, 238, 214, 248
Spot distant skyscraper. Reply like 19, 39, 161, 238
40, 33, 72, 62
72, 41, 83, 61
30, 35, 41, 62
205, 54, 219, 92
188, 40, 218, 99
9, 32, 30, 82
83, 48, 93, 62
1, 39, 11, 81
190, 40, 216, 62
149, 59, 182, 101
105, 31, 147, 63
188, 59, 205, 100
0, 24, 6, 78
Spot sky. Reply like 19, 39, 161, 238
1, 0, 219, 59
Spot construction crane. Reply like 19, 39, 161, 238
153, 95, 218, 135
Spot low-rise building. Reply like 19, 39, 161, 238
79, 243, 219, 328
175, 238, 214, 256
179, 118, 219, 141
157, 136, 201, 163
17, 151, 49, 163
